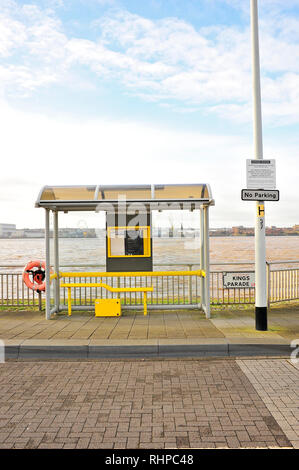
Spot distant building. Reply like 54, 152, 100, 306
0, 223, 16, 237
232, 226, 254, 236
210, 228, 232, 237
59, 228, 96, 238
24, 229, 45, 238
265, 226, 283, 236
10, 229, 25, 238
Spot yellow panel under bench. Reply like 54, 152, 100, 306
95, 298, 121, 317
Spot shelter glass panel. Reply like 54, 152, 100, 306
154, 184, 208, 199
97, 185, 151, 200
40, 186, 96, 201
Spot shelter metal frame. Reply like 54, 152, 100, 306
36, 184, 214, 320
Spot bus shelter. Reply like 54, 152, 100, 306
35, 184, 214, 319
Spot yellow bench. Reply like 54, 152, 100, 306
60, 282, 154, 316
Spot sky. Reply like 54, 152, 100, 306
0, 0, 298, 229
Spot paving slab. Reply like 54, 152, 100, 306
89, 339, 158, 346
1, 339, 24, 346
21, 339, 90, 346
158, 337, 228, 345
238, 359, 299, 449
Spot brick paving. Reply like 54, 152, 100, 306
0, 310, 224, 340
0, 359, 295, 449
237, 359, 299, 449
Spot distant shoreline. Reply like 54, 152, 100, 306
1, 234, 299, 240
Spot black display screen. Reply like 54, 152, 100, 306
125, 230, 144, 255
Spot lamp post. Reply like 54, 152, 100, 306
251, 0, 267, 330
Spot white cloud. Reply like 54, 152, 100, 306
0, 3, 298, 125
0, 3, 295, 127
0, 2, 68, 94
0, 11, 27, 57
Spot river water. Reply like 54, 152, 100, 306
0, 236, 298, 271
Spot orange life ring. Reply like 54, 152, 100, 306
23, 260, 48, 293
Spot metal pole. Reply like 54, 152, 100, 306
45, 209, 51, 320
203, 206, 210, 319
53, 211, 59, 313
200, 206, 205, 308
251, 0, 267, 330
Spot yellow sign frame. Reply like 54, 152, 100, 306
107, 226, 151, 258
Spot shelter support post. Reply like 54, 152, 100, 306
203, 205, 211, 319
45, 209, 51, 320
200, 206, 205, 309
53, 210, 60, 313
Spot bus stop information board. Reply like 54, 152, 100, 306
246, 159, 276, 189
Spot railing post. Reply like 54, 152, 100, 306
188, 264, 192, 304
38, 291, 42, 311
266, 261, 270, 308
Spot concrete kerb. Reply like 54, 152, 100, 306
18, 345, 89, 359
3, 340, 293, 360
227, 343, 292, 357
88, 344, 159, 358
158, 343, 228, 357
4, 345, 19, 359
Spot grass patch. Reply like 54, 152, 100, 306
0, 305, 41, 312
233, 325, 288, 335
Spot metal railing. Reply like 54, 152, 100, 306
0, 271, 41, 307
58, 267, 203, 309
268, 261, 299, 304
0, 261, 299, 308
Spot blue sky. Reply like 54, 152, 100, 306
0, 0, 299, 228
